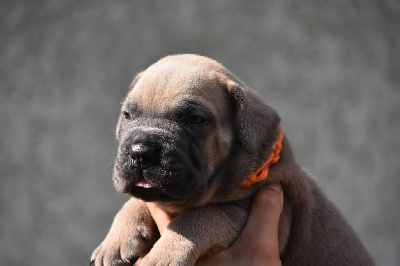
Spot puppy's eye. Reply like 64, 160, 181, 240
185, 115, 206, 124
123, 111, 131, 120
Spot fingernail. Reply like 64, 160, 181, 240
266, 183, 281, 192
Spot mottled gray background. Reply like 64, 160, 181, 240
1, 1, 399, 265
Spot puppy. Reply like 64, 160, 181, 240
91, 54, 373, 265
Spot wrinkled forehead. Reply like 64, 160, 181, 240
127, 60, 231, 115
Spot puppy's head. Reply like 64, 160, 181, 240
113, 54, 280, 208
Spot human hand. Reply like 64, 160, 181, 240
196, 183, 283, 266
144, 183, 283, 266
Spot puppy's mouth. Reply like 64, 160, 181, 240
113, 141, 207, 202
126, 179, 182, 202
134, 178, 156, 189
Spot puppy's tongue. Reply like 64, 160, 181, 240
134, 179, 155, 188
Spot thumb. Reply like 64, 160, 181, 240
232, 183, 284, 260
146, 202, 176, 235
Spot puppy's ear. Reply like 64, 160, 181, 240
116, 72, 143, 140
225, 80, 280, 152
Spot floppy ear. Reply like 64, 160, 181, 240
116, 72, 143, 140
225, 80, 280, 152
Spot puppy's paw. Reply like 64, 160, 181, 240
141, 229, 197, 266
90, 199, 156, 266
90, 232, 147, 266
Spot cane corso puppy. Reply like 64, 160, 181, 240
91, 54, 373, 265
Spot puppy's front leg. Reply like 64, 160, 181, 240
141, 202, 249, 266
91, 198, 158, 266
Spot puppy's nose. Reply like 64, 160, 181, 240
129, 144, 156, 170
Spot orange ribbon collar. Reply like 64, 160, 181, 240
241, 125, 284, 188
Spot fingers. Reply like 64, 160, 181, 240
146, 202, 176, 236
232, 183, 283, 263
136, 203, 174, 264
137, 203, 177, 264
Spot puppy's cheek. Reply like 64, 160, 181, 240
112, 165, 129, 193
167, 172, 207, 198
202, 130, 234, 178
112, 154, 135, 193
157, 161, 207, 198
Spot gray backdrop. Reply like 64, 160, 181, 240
1, 1, 399, 265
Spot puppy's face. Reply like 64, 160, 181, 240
113, 56, 235, 205
113, 55, 280, 208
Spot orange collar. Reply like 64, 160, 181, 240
241, 125, 284, 188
